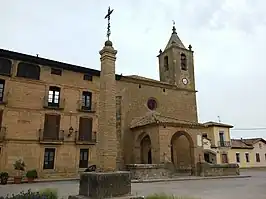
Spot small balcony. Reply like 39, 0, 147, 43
43, 96, 65, 110
75, 131, 97, 145
38, 129, 64, 144
217, 141, 231, 148
0, 91, 9, 105
0, 127, 7, 141
77, 101, 97, 113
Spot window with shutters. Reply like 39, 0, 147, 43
81, 91, 92, 110
0, 79, 5, 102
0, 58, 12, 76
43, 114, 61, 141
43, 148, 55, 169
78, 117, 93, 142
256, 153, 260, 162
245, 153, 250, 162
17, 62, 40, 80
236, 153, 240, 163
221, 153, 228, 163
79, 149, 89, 168
48, 86, 61, 108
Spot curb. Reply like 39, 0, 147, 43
131, 175, 251, 183
7, 178, 79, 184
5, 175, 251, 185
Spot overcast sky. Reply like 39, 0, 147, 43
1, 0, 266, 139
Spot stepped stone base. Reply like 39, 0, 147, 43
69, 171, 142, 199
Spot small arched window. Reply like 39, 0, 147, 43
0, 58, 12, 76
180, 53, 187, 71
17, 62, 40, 80
164, 56, 169, 71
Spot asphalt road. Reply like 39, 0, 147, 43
0, 170, 265, 199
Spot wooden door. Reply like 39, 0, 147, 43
44, 114, 60, 140
78, 117, 92, 141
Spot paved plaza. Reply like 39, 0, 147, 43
0, 170, 266, 199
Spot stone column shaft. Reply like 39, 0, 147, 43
97, 43, 118, 171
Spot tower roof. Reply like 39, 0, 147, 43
164, 25, 186, 50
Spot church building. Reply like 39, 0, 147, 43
0, 23, 236, 179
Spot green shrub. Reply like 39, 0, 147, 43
26, 169, 38, 179
0, 172, 9, 185
0, 189, 58, 199
13, 159, 26, 171
39, 188, 58, 199
146, 193, 200, 199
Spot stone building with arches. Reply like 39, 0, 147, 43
0, 24, 238, 179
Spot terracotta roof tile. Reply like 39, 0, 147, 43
204, 121, 234, 128
130, 112, 206, 129
242, 138, 266, 145
231, 139, 253, 149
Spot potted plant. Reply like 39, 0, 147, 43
13, 159, 26, 184
26, 169, 38, 183
0, 172, 9, 185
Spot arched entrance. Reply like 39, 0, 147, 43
140, 135, 152, 164
171, 131, 194, 173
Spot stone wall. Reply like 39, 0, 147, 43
126, 164, 171, 180
197, 162, 240, 177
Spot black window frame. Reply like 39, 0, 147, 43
79, 149, 89, 168
83, 74, 93, 81
0, 79, 5, 102
48, 86, 61, 107
43, 148, 55, 170
82, 91, 92, 110
51, 68, 62, 76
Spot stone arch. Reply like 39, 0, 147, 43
170, 131, 194, 173
17, 62, 40, 80
135, 132, 153, 164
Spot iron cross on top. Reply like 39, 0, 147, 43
104, 6, 114, 41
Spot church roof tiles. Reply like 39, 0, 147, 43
130, 111, 205, 129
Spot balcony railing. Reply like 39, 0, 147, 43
38, 128, 64, 143
43, 96, 65, 110
0, 127, 7, 141
217, 141, 231, 148
75, 131, 97, 145
77, 100, 97, 113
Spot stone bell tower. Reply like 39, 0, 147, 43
158, 23, 196, 90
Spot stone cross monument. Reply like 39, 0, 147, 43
69, 7, 141, 199
97, 6, 117, 171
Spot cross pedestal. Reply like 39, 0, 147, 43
69, 171, 143, 199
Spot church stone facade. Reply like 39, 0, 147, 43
0, 25, 219, 178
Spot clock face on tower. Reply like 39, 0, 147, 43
182, 78, 188, 85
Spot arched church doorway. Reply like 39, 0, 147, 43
140, 135, 152, 164
170, 131, 194, 173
